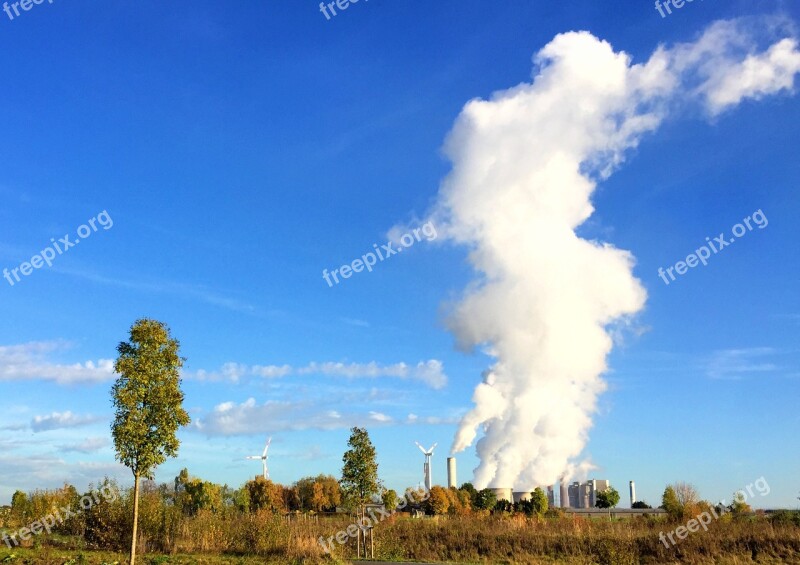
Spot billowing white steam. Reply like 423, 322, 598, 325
429, 19, 800, 489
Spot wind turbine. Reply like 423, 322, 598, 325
246, 437, 271, 479
415, 441, 437, 491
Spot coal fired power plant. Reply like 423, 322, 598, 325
437, 457, 634, 511
485, 478, 632, 509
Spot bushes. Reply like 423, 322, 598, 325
771, 510, 800, 527
84, 484, 129, 551
228, 511, 288, 556
7, 479, 800, 563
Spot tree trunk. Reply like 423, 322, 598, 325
130, 473, 140, 565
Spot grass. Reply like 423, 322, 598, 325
3, 513, 800, 564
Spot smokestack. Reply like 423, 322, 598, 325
447, 457, 457, 488
629, 481, 636, 508
560, 481, 568, 508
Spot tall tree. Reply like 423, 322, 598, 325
245, 476, 284, 513
530, 487, 549, 515
475, 488, 497, 511
595, 486, 620, 509
661, 485, 682, 519
10, 490, 30, 525
111, 318, 190, 565
381, 489, 399, 512
340, 427, 381, 511
673, 482, 699, 509
459, 482, 478, 507
426, 486, 451, 515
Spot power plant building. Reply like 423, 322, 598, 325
547, 485, 555, 507
489, 479, 625, 509
566, 479, 612, 509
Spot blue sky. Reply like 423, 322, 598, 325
1, 0, 799, 510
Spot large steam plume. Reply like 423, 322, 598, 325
429, 19, 800, 489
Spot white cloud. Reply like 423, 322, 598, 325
0, 341, 114, 385
31, 411, 103, 432
188, 359, 448, 389
194, 397, 376, 435
194, 362, 251, 383
423, 17, 800, 490
251, 364, 292, 378
663, 19, 800, 115
194, 397, 452, 436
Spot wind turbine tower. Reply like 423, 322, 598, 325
246, 437, 272, 479
415, 441, 437, 491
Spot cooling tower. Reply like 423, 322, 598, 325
447, 457, 457, 488
560, 482, 568, 508
512, 491, 531, 503
490, 487, 513, 502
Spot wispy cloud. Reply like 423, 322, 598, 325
194, 397, 393, 435
406, 413, 461, 425
59, 437, 111, 453
54, 267, 256, 314
0, 422, 28, 431
706, 347, 779, 380
190, 359, 448, 389
194, 397, 455, 437
341, 318, 370, 328
0, 341, 114, 385
287, 445, 329, 461
31, 411, 104, 432
0, 454, 127, 501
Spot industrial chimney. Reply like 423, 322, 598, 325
447, 457, 457, 488
629, 481, 636, 508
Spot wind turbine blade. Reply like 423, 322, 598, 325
416, 442, 427, 455
430, 443, 438, 453
263, 437, 271, 458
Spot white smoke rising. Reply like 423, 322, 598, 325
428, 19, 800, 490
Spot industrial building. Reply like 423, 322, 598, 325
489, 479, 610, 508
566, 479, 611, 508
